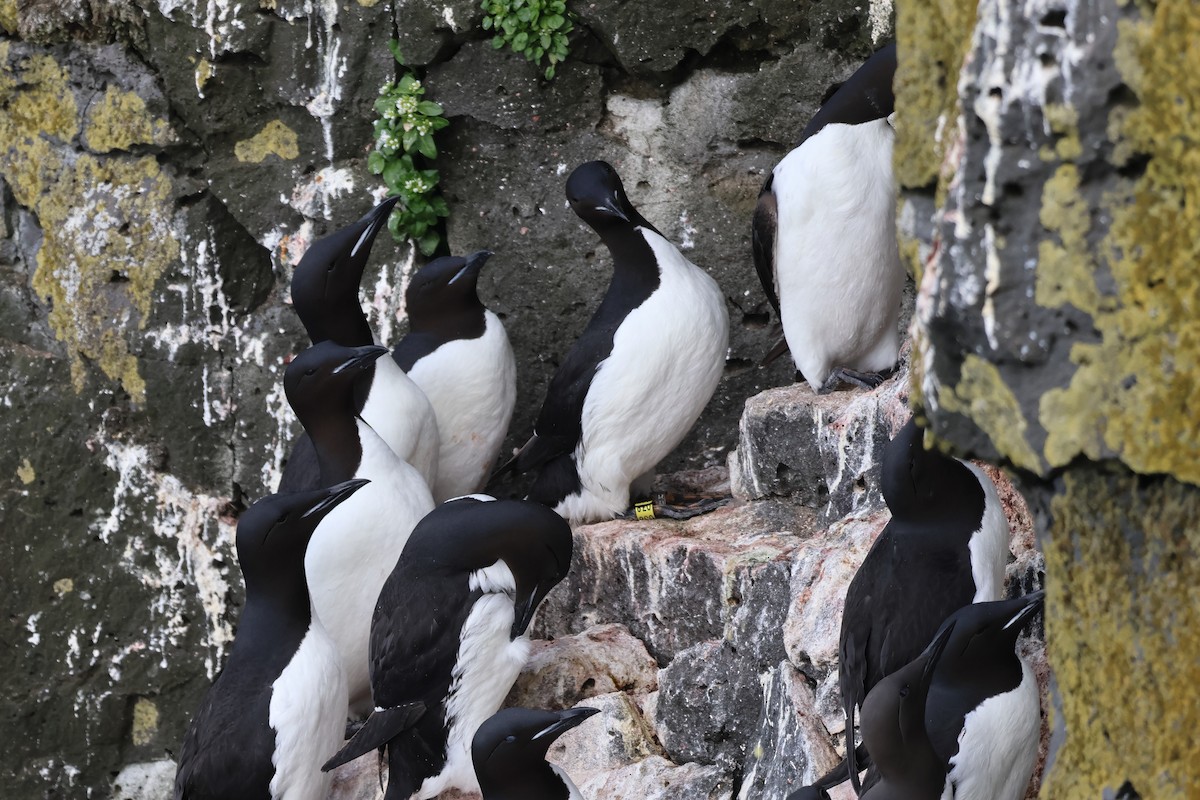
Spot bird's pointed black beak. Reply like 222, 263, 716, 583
303, 478, 371, 517
532, 706, 601, 742
449, 249, 494, 285
350, 195, 402, 259
920, 620, 955, 690
511, 585, 542, 639
332, 344, 389, 374
594, 195, 630, 222
1003, 590, 1046, 632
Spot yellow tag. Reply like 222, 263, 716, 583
634, 501, 655, 520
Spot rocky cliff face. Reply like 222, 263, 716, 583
1, 1, 907, 796
897, 0, 1200, 796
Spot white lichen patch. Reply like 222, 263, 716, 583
92, 433, 236, 679
261, 372, 297, 492
366, 241, 417, 348
288, 166, 356, 221
26, 611, 41, 646
867, 0, 895, 45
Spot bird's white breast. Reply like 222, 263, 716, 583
943, 660, 1040, 800
771, 119, 904, 391
304, 420, 435, 715
267, 616, 347, 800
408, 312, 517, 502
361, 355, 441, 490
560, 229, 728, 523
962, 461, 1010, 603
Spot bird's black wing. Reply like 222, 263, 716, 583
276, 432, 321, 494
750, 172, 781, 315
174, 675, 275, 800
505, 320, 619, 476
320, 702, 426, 771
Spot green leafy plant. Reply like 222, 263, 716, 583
368, 42, 451, 256
481, 0, 572, 79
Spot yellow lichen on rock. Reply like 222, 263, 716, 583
234, 119, 300, 163
893, 0, 977, 194
1037, 1, 1200, 485
934, 355, 1044, 473
130, 697, 159, 746
0, 48, 178, 403
16, 457, 35, 484
0, 0, 17, 35
1043, 470, 1200, 798
84, 85, 175, 152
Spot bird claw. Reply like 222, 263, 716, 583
818, 366, 894, 394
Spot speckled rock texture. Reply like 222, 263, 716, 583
0, 1, 894, 795
0, 0, 1068, 798
896, 0, 1200, 795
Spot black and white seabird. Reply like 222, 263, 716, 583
174, 478, 368, 800
751, 42, 903, 393
837, 416, 1009, 793
472, 706, 600, 800
321, 496, 573, 799
857, 623, 955, 800
392, 249, 517, 502
282, 195, 440, 491
283, 340, 435, 716
925, 592, 1044, 800
500, 160, 728, 524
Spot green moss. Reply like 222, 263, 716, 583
1043, 469, 1200, 798
1037, 1, 1200, 484
934, 355, 1044, 472
0, 49, 177, 403
234, 119, 299, 163
83, 85, 174, 152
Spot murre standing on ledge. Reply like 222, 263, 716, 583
283, 341, 435, 717
282, 195, 440, 492
392, 249, 517, 502
857, 623, 955, 800
751, 42, 904, 393
925, 592, 1044, 800
835, 416, 1010, 795
471, 706, 600, 800
174, 478, 368, 800
321, 496, 573, 799
498, 160, 728, 525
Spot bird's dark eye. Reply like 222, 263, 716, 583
305, 368, 315, 376
899, 685, 909, 698
504, 735, 516, 744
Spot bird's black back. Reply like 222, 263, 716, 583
798, 42, 896, 147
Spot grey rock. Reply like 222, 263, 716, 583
427, 40, 605, 132
111, 761, 176, 800
579, 755, 734, 800
534, 500, 817, 663
738, 661, 840, 800
508, 623, 659, 709
728, 366, 911, 521
548, 691, 666, 782
654, 639, 763, 773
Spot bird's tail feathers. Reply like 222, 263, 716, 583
321, 702, 425, 772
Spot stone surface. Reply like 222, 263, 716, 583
654, 639, 764, 773
534, 499, 819, 664
111, 761, 176, 800
508, 623, 659, 710
728, 364, 911, 521
578, 756, 734, 800
548, 691, 666, 782
738, 661, 840, 800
